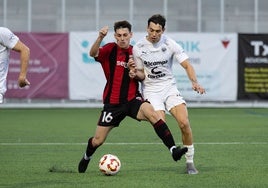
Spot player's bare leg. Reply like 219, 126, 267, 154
170, 104, 198, 174
78, 126, 113, 173
137, 102, 187, 161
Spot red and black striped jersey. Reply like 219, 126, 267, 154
95, 42, 139, 104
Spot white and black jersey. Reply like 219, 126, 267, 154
133, 35, 188, 92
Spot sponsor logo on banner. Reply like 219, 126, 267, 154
7, 33, 69, 99
81, 40, 105, 64
238, 34, 268, 99
221, 38, 231, 48
176, 40, 201, 65
245, 40, 268, 63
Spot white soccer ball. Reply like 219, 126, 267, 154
99, 154, 121, 175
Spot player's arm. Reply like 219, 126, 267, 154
180, 59, 205, 94
128, 56, 145, 81
12, 40, 30, 87
89, 26, 108, 57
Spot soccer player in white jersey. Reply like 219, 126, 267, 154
129, 14, 205, 174
0, 27, 30, 103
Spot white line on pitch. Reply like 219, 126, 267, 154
0, 142, 267, 146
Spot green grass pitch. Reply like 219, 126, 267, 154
0, 108, 267, 188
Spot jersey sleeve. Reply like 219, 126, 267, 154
95, 43, 113, 63
169, 39, 189, 64
0, 27, 19, 49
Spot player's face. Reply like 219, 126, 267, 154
146, 22, 165, 43
114, 28, 132, 49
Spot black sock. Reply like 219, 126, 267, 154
152, 119, 176, 150
85, 137, 98, 158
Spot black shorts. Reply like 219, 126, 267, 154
98, 97, 146, 127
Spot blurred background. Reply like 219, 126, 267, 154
1, 0, 268, 107
1, 0, 268, 33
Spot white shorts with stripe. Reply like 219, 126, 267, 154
142, 84, 186, 112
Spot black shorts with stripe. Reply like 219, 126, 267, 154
97, 96, 146, 127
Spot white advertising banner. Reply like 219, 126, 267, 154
69, 32, 237, 101
167, 33, 238, 101
69, 32, 106, 100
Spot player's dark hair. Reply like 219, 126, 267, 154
114, 20, 132, 32
147, 14, 166, 29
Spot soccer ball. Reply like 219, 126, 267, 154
99, 154, 121, 175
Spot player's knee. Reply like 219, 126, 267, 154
152, 112, 162, 123
179, 119, 190, 129
140, 102, 158, 121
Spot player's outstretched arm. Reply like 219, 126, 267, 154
181, 59, 205, 94
89, 26, 108, 57
12, 40, 30, 87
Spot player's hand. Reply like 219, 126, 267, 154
18, 76, 30, 88
128, 56, 137, 79
129, 69, 137, 79
127, 56, 136, 70
99, 26, 108, 38
192, 82, 205, 94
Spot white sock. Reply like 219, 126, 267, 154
184, 145, 194, 163
84, 153, 91, 160
170, 146, 176, 153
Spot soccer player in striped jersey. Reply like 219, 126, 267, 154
129, 14, 206, 174
78, 20, 187, 173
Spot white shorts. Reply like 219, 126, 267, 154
143, 85, 186, 112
